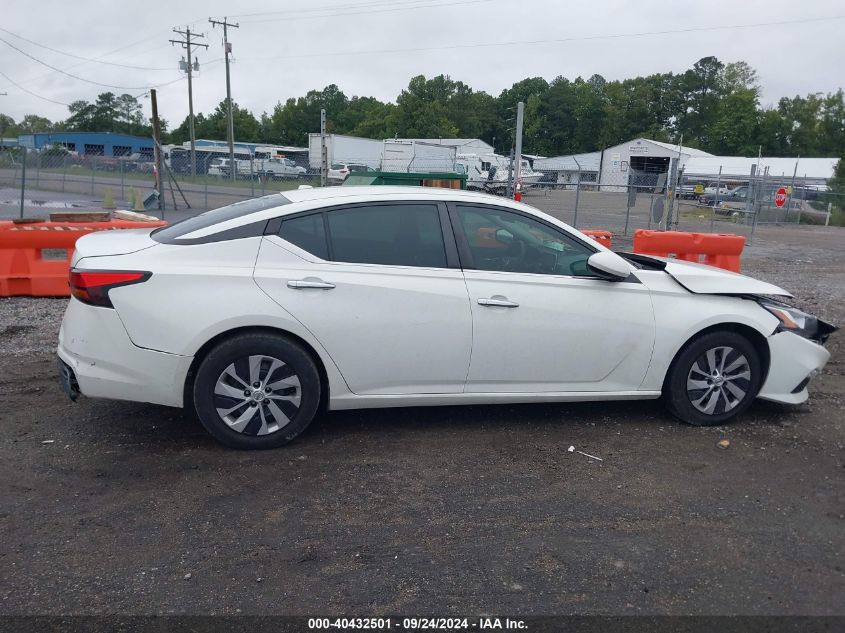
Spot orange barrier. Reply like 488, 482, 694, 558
0, 218, 166, 297
633, 229, 745, 272
581, 229, 613, 249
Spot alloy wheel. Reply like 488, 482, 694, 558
213, 355, 301, 435
686, 346, 751, 415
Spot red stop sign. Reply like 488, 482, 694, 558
774, 187, 788, 208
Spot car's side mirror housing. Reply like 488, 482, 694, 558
587, 251, 633, 281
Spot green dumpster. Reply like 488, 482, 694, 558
343, 171, 466, 190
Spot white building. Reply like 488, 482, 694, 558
538, 137, 840, 192
682, 156, 838, 187
533, 152, 602, 187
598, 138, 713, 192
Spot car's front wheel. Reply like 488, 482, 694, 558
193, 333, 321, 449
664, 331, 763, 426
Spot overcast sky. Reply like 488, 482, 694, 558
1, 0, 843, 127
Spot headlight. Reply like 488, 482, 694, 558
761, 301, 812, 331
758, 299, 836, 343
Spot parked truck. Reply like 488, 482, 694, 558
232, 157, 306, 179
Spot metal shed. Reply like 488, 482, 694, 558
599, 138, 713, 192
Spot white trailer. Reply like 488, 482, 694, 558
308, 134, 383, 170
381, 140, 456, 173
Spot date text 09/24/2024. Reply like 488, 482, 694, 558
307, 618, 528, 630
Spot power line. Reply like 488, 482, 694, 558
228, 0, 482, 20
246, 14, 845, 61
0, 31, 174, 90
0, 69, 69, 106
0, 37, 157, 90
0, 26, 174, 71
237, 0, 491, 23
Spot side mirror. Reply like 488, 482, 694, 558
587, 251, 632, 281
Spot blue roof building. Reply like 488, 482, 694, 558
18, 132, 154, 157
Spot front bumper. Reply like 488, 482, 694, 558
758, 331, 831, 404
57, 298, 193, 408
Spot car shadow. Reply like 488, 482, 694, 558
66, 393, 807, 453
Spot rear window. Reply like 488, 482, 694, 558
152, 194, 290, 242
279, 214, 329, 259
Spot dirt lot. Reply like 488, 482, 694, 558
1, 223, 843, 616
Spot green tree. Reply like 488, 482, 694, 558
394, 75, 460, 138
817, 90, 845, 157
495, 77, 549, 152
676, 56, 725, 146
536, 76, 577, 155
720, 61, 759, 94
345, 96, 397, 139
115, 93, 144, 134
18, 114, 54, 133
170, 100, 261, 144
262, 84, 352, 145
710, 89, 760, 154
65, 99, 98, 131
0, 113, 19, 137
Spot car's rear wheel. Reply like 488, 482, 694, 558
193, 333, 321, 449
664, 331, 763, 426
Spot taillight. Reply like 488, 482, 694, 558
69, 270, 151, 308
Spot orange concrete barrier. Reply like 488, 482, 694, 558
0, 218, 166, 297
633, 229, 745, 272
581, 229, 613, 249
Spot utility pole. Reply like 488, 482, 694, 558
170, 27, 208, 178
512, 101, 524, 199
320, 109, 327, 187
209, 17, 239, 181
150, 89, 165, 212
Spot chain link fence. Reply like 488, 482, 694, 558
0, 147, 319, 222
2, 146, 841, 239
526, 159, 843, 244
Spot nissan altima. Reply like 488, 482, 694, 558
57, 187, 835, 449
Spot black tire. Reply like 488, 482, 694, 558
192, 333, 321, 449
664, 331, 763, 427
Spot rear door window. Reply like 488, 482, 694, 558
278, 214, 329, 260
327, 204, 447, 268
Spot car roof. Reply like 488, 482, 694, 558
282, 185, 504, 205
175, 186, 565, 242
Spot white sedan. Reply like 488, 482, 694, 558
57, 187, 835, 449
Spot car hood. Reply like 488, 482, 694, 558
656, 257, 792, 297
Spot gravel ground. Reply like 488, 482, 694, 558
0, 224, 843, 616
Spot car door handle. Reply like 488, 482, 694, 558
478, 297, 519, 308
287, 279, 335, 290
